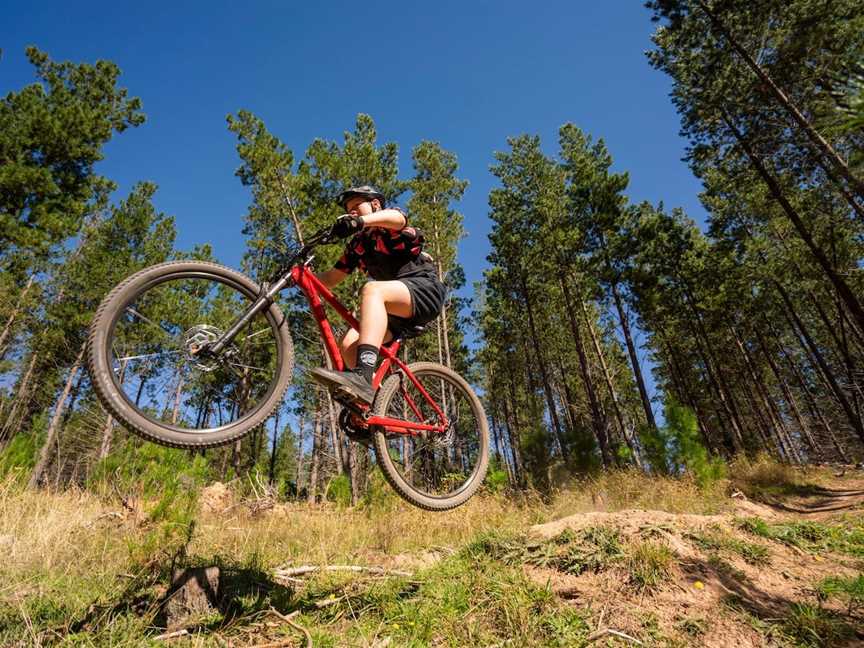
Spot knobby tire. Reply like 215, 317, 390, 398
372, 362, 489, 511
87, 261, 294, 449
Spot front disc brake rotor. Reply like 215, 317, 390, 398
183, 324, 229, 372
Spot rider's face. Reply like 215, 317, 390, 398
345, 197, 377, 216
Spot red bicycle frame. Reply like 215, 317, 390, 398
289, 264, 447, 436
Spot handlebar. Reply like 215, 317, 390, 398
267, 223, 339, 284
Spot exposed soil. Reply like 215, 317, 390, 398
522, 477, 864, 647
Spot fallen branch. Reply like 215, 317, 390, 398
586, 628, 643, 645
273, 565, 412, 580
154, 629, 189, 641
267, 607, 312, 648
313, 596, 347, 609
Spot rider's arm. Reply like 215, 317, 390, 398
357, 208, 408, 230
316, 267, 348, 289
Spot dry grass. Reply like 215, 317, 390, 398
0, 475, 130, 587
547, 467, 731, 518
0, 466, 734, 595
2, 457, 853, 645
728, 453, 831, 499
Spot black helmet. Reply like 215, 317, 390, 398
336, 185, 386, 210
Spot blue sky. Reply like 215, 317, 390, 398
3, 1, 707, 416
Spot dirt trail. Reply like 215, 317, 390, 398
758, 476, 864, 516
521, 475, 864, 647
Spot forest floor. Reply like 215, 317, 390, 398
2, 458, 864, 646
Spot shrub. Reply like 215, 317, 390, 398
485, 468, 509, 493
627, 540, 674, 590
325, 473, 352, 507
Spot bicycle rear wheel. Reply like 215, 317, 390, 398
87, 261, 294, 448
371, 362, 489, 511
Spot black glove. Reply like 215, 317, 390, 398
331, 214, 363, 239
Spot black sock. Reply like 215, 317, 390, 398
355, 344, 378, 383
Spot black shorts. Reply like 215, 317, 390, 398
388, 276, 447, 335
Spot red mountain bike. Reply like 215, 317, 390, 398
87, 225, 489, 510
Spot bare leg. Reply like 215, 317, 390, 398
358, 280, 412, 346
311, 281, 412, 402
342, 327, 399, 368
340, 327, 360, 368
338, 281, 412, 368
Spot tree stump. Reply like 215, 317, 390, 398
163, 566, 220, 628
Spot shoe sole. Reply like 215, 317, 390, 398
309, 369, 341, 387
333, 383, 374, 405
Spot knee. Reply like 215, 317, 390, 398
360, 281, 383, 303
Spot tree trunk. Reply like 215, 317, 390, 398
682, 297, 746, 452
664, 341, 719, 455
610, 279, 658, 432
232, 439, 242, 478
29, 345, 85, 489
553, 359, 576, 435
437, 261, 454, 370
489, 405, 512, 483
503, 378, 525, 485
0, 275, 34, 362
722, 113, 864, 336
295, 414, 306, 496
268, 411, 281, 486
775, 281, 864, 443
99, 359, 128, 460
769, 322, 847, 461
307, 408, 322, 504
580, 298, 638, 465
731, 326, 801, 464
743, 383, 784, 459
808, 291, 863, 430
0, 352, 39, 445
753, 327, 820, 459
700, 1, 864, 199
519, 273, 568, 459
171, 375, 184, 426
559, 276, 613, 467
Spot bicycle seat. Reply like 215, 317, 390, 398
387, 314, 429, 340
397, 323, 428, 340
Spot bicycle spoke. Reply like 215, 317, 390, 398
242, 328, 271, 341
378, 367, 484, 500
107, 273, 283, 433
116, 349, 182, 362
125, 306, 175, 340
226, 361, 268, 372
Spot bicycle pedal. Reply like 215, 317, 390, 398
333, 390, 358, 406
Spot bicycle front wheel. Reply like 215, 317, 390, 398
372, 362, 489, 511
88, 261, 294, 448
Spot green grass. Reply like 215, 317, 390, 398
293, 544, 591, 647
687, 527, 771, 565
783, 602, 853, 647
723, 590, 856, 647
476, 527, 674, 592
738, 516, 864, 557
627, 540, 674, 590
817, 573, 864, 614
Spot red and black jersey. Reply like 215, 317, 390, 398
334, 210, 436, 281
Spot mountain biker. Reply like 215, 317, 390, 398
310, 185, 447, 404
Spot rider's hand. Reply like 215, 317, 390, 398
331, 214, 364, 239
